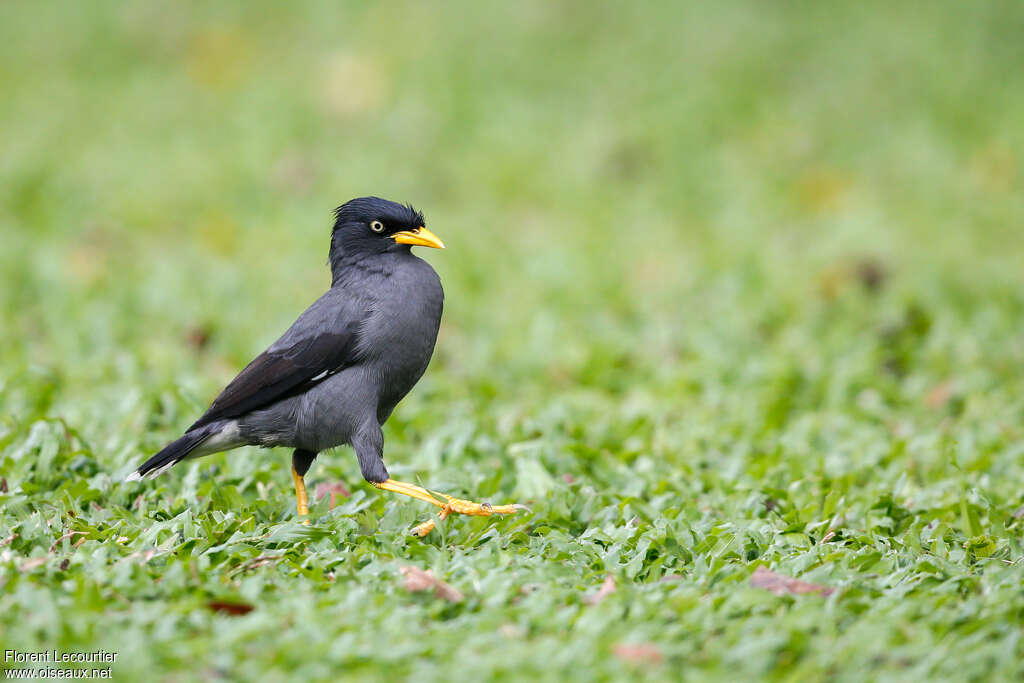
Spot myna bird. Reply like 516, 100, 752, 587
127, 197, 521, 535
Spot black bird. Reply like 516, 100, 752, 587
127, 197, 520, 535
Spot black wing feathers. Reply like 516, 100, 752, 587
189, 327, 359, 431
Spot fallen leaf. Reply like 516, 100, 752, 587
207, 600, 255, 616
399, 566, 464, 603
926, 382, 954, 409
751, 566, 835, 597
584, 575, 616, 605
314, 482, 351, 509
185, 324, 213, 351
613, 643, 663, 664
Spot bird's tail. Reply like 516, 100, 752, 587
126, 422, 225, 481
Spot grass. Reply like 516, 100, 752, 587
2, 1, 1024, 680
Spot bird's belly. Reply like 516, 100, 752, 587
361, 291, 441, 417
290, 368, 377, 451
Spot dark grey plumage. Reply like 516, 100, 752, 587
128, 197, 444, 486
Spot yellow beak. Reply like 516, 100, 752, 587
392, 227, 445, 249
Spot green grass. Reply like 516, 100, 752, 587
2, 1, 1024, 680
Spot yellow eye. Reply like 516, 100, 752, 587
370, 220, 385, 233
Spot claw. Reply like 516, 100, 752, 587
412, 519, 438, 536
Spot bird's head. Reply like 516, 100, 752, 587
330, 197, 444, 260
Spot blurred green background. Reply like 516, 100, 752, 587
2, 1, 1023, 681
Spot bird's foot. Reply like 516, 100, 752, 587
434, 493, 524, 517
373, 479, 524, 535
411, 509, 449, 537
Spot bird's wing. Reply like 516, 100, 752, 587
188, 290, 367, 430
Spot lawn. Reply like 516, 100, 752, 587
2, 1, 1024, 681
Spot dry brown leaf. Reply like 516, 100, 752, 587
751, 566, 835, 597
207, 600, 255, 616
926, 382, 954, 409
399, 566, 464, 603
613, 643, 664, 664
314, 482, 351, 510
185, 324, 213, 351
584, 575, 617, 605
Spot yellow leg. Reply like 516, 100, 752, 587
292, 464, 310, 523
373, 478, 524, 535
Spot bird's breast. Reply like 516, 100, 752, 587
360, 258, 443, 407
